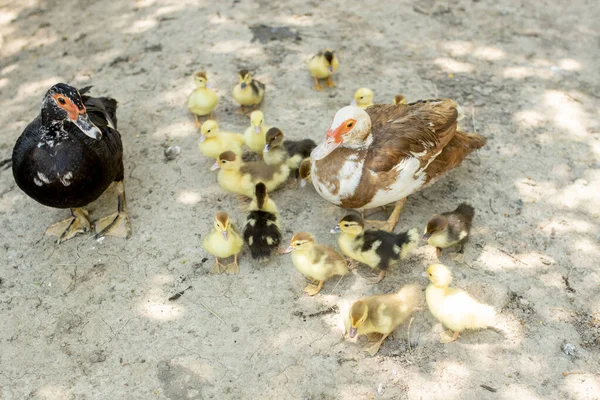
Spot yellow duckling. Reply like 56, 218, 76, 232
187, 71, 218, 126
345, 284, 420, 355
198, 120, 244, 160
393, 94, 407, 105
351, 88, 374, 109
298, 159, 312, 188
232, 69, 265, 111
426, 263, 496, 343
282, 232, 348, 295
211, 151, 290, 198
203, 211, 244, 274
243, 110, 271, 154
308, 49, 339, 90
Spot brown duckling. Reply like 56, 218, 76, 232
263, 127, 316, 171
298, 158, 312, 188
423, 203, 475, 262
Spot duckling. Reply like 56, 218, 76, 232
232, 69, 265, 111
203, 211, 244, 274
308, 49, 339, 90
393, 94, 407, 105
243, 110, 271, 154
423, 203, 475, 262
198, 120, 244, 160
211, 151, 290, 198
332, 214, 419, 283
345, 284, 420, 355
187, 71, 218, 126
426, 263, 496, 343
263, 127, 317, 171
243, 183, 281, 261
298, 158, 312, 188
282, 232, 348, 295
351, 88, 374, 109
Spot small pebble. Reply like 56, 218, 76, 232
164, 146, 181, 161
519, 298, 529, 306
562, 343, 575, 356
377, 383, 384, 396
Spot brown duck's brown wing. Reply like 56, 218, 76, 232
365, 100, 460, 173
424, 130, 486, 183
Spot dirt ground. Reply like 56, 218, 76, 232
1, 0, 599, 399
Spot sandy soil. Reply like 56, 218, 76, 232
1, 0, 599, 399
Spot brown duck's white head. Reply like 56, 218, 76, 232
311, 106, 371, 161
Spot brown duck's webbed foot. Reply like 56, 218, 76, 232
368, 270, 386, 284
94, 181, 131, 239
210, 256, 227, 274
313, 76, 324, 91
363, 332, 390, 356
45, 208, 91, 243
225, 254, 240, 275
304, 280, 324, 296
325, 76, 336, 88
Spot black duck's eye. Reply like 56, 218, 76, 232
58, 97, 66, 105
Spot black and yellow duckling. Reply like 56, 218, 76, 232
243, 183, 281, 261
298, 158, 312, 188
12, 83, 130, 243
351, 88, 374, 109
308, 49, 339, 90
282, 232, 348, 296
332, 214, 419, 283
423, 203, 475, 262
211, 151, 290, 198
345, 284, 419, 355
263, 127, 316, 173
232, 69, 265, 112
187, 71, 218, 126
203, 211, 244, 274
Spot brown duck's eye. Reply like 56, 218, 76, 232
346, 122, 354, 128
57, 97, 67, 105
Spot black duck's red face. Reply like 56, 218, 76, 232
43, 83, 102, 140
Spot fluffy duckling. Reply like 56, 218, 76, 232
211, 151, 290, 198
203, 211, 244, 274
298, 158, 312, 188
282, 232, 348, 296
423, 203, 475, 262
308, 49, 339, 90
426, 263, 496, 343
198, 120, 244, 160
333, 214, 419, 283
263, 127, 317, 171
243, 110, 271, 154
232, 69, 265, 111
187, 71, 218, 126
243, 183, 281, 261
393, 94, 407, 105
345, 284, 419, 355
351, 88, 374, 109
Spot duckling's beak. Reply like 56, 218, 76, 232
263, 144, 270, 153
199, 135, 207, 143
241, 82, 247, 90
328, 66, 333, 73
330, 225, 341, 234
282, 245, 294, 254
422, 233, 431, 241
300, 179, 307, 188
73, 113, 102, 140
254, 126, 261, 134
350, 99, 357, 106
311, 137, 341, 161
221, 230, 228, 240
210, 162, 220, 171
421, 271, 428, 278
348, 327, 357, 338
206, 82, 213, 89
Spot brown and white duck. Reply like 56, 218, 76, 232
12, 83, 130, 242
310, 100, 486, 231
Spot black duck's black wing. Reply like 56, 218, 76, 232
80, 87, 118, 130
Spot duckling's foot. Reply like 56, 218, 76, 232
346, 259, 360, 270
367, 333, 383, 342
225, 255, 240, 274
304, 280, 324, 296
45, 208, 91, 243
94, 181, 131, 239
313, 77, 324, 91
367, 270, 386, 284
325, 76, 336, 88
435, 247, 442, 259
451, 252, 465, 263
440, 330, 460, 343
210, 259, 227, 274
363, 333, 389, 356
194, 114, 201, 128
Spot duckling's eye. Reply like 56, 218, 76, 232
57, 97, 67, 105
221, 160, 226, 163
343, 224, 349, 228
360, 96, 364, 99
207, 129, 212, 133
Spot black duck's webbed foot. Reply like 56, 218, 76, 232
45, 208, 91, 243
95, 181, 131, 239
